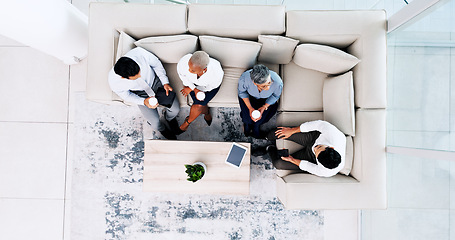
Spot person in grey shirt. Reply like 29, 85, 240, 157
108, 47, 180, 140
238, 64, 283, 138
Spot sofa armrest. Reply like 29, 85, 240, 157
86, 3, 188, 103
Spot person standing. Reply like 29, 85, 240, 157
238, 64, 283, 138
177, 51, 224, 132
108, 47, 180, 140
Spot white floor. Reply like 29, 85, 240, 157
0, 0, 454, 239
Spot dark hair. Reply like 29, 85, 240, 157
317, 148, 341, 169
114, 57, 140, 79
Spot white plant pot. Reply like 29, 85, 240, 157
193, 162, 207, 179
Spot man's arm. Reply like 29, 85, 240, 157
275, 126, 300, 139
299, 160, 337, 177
265, 71, 283, 106
141, 48, 169, 85
282, 155, 336, 177
299, 120, 324, 133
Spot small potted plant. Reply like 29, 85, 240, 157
185, 162, 207, 183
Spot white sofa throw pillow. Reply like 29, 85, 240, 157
293, 44, 360, 74
115, 31, 136, 62
199, 35, 262, 69
258, 35, 299, 64
340, 136, 354, 176
323, 71, 355, 136
134, 34, 198, 63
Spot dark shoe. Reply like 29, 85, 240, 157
160, 128, 177, 140
266, 145, 279, 161
167, 117, 184, 135
179, 116, 191, 132
204, 114, 212, 126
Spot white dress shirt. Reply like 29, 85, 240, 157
177, 54, 224, 92
108, 47, 169, 106
298, 120, 346, 177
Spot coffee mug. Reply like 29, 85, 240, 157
252, 110, 261, 119
148, 97, 158, 106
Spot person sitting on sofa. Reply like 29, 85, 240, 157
177, 51, 224, 132
238, 64, 282, 138
266, 120, 345, 177
108, 47, 180, 140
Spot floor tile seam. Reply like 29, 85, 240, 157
62, 65, 71, 240
387, 130, 453, 133
0, 46, 28, 48
0, 197, 65, 201
0, 121, 69, 124
384, 206, 453, 210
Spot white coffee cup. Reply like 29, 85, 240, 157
148, 97, 158, 106
252, 110, 261, 119
196, 91, 206, 101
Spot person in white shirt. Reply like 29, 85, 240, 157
266, 120, 346, 177
108, 47, 180, 140
177, 51, 224, 132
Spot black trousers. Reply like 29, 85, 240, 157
238, 96, 278, 137
267, 129, 321, 170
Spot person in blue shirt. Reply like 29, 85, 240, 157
238, 64, 283, 138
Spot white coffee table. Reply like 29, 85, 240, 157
143, 140, 251, 195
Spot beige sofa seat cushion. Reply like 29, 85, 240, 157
323, 71, 355, 136
276, 111, 324, 127
279, 62, 328, 112
286, 10, 386, 108
199, 36, 262, 69
293, 44, 360, 75
188, 4, 285, 40
134, 35, 198, 64
163, 63, 188, 107
87, 3, 188, 104
258, 35, 299, 64
189, 67, 245, 107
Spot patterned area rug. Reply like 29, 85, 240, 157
70, 93, 323, 240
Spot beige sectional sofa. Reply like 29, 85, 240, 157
86, 3, 387, 210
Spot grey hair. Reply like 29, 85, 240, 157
189, 51, 210, 69
250, 64, 270, 84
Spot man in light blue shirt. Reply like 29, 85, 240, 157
108, 47, 180, 140
238, 64, 283, 138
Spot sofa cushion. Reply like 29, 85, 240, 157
115, 31, 136, 62
258, 35, 299, 64
163, 63, 188, 107
323, 71, 355, 136
134, 35, 198, 64
189, 67, 245, 107
199, 35, 262, 69
293, 44, 360, 75
280, 62, 327, 112
340, 136, 354, 176
188, 5, 285, 40
276, 111, 324, 127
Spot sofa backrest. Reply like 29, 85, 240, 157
87, 3, 188, 104
286, 10, 387, 109
188, 4, 286, 40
